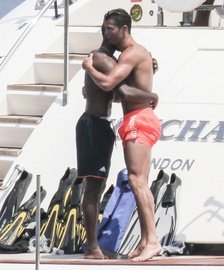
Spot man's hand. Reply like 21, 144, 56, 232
82, 86, 86, 99
82, 53, 93, 71
152, 57, 159, 74
150, 92, 159, 110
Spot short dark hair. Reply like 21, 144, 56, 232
104, 8, 132, 33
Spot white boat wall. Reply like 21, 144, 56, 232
0, 0, 224, 247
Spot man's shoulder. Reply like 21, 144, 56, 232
92, 50, 109, 59
137, 44, 151, 56
124, 43, 150, 57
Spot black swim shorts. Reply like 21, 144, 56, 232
76, 113, 115, 179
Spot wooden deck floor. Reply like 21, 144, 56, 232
1, 253, 224, 267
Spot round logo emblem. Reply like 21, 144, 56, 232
130, 4, 143, 22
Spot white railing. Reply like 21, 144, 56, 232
0, 0, 57, 72
0, 0, 70, 105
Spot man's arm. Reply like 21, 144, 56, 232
116, 84, 158, 109
87, 51, 158, 108
82, 49, 136, 91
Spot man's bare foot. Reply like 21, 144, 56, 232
131, 243, 162, 262
84, 248, 108, 259
128, 246, 142, 259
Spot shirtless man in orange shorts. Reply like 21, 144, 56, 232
82, 9, 162, 261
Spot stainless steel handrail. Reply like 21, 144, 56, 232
63, 0, 69, 106
0, 0, 58, 72
0, 0, 69, 105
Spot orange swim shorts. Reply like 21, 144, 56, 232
118, 107, 161, 147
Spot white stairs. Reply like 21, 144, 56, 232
0, 50, 88, 186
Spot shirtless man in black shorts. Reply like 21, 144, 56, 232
76, 39, 158, 259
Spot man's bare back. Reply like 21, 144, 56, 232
84, 49, 116, 117
84, 72, 114, 117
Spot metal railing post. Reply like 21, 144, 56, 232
54, 0, 60, 18
157, 6, 164, 26
63, 0, 69, 106
35, 175, 41, 270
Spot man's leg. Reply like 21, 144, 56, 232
82, 177, 107, 259
123, 140, 162, 261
